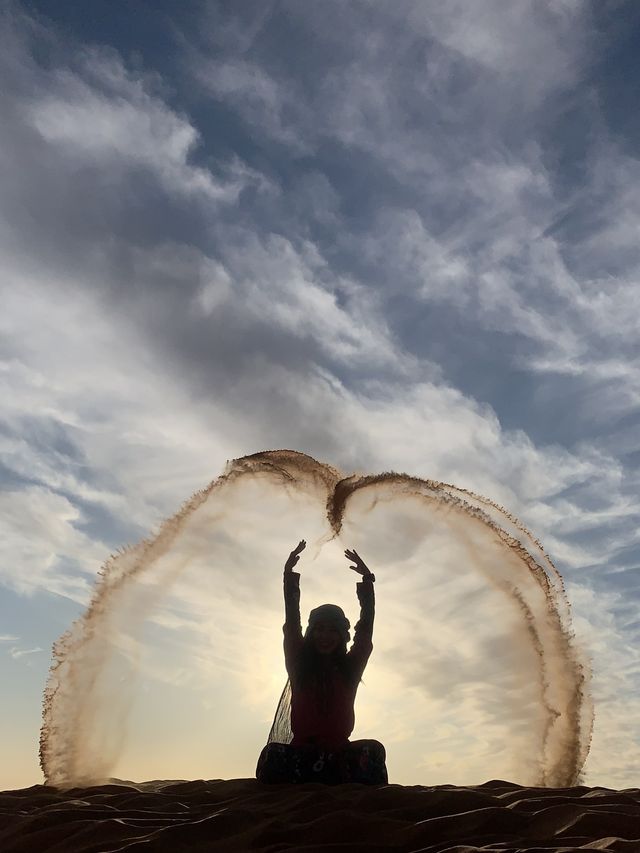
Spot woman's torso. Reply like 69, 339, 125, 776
290, 665, 358, 749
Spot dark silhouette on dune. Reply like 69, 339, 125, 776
257, 540, 387, 783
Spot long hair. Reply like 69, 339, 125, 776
267, 616, 359, 743
267, 604, 359, 743
294, 633, 351, 687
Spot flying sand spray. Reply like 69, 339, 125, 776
40, 450, 592, 788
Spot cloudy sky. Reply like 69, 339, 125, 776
1, 0, 640, 790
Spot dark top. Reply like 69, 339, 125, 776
283, 570, 374, 749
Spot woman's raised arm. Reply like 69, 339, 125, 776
282, 540, 305, 674
345, 548, 375, 672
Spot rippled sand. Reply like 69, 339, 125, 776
2, 778, 639, 852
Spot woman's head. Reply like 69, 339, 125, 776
294, 604, 354, 691
306, 604, 350, 656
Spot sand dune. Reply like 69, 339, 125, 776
1, 778, 638, 852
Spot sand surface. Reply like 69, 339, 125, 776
1, 778, 639, 852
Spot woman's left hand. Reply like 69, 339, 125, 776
344, 548, 375, 581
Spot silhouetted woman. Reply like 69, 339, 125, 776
256, 540, 388, 784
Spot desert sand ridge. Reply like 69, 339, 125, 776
1, 778, 639, 852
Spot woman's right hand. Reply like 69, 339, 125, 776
284, 539, 306, 573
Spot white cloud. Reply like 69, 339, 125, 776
409, 0, 588, 90
222, 233, 411, 372
24, 51, 250, 202
194, 58, 310, 153
9, 646, 44, 659
0, 485, 101, 600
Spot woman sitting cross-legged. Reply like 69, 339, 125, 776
256, 540, 388, 785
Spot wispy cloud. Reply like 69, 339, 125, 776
9, 646, 44, 660
1, 0, 639, 787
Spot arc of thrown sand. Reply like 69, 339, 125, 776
400, 477, 593, 775
40, 449, 590, 787
40, 451, 338, 787
438, 479, 594, 774
439, 482, 571, 613
245, 452, 590, 785
40, 466, 242, 786
444, 479, 594, 775
326, 470, 591, 786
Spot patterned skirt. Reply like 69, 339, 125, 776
256, 739, 388, 785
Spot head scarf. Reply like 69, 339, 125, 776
307, 603, 351, 644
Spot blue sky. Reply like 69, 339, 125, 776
1, 0, 639, 789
